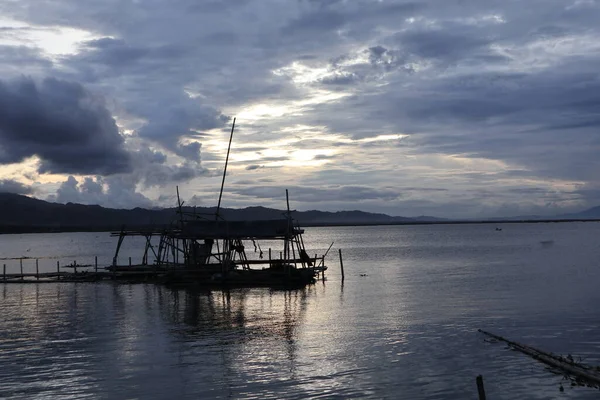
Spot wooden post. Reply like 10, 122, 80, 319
20, 258, 23, 280
3, 264, 5, 281
476, 375, 486, 400
339, 249, 344, 282
36, 259, 39, 280
95, 256, 98, 274
268, 248, 272, 267
74, 261, 77, 274
129, 257, 132, 267
57, 261, 60, 281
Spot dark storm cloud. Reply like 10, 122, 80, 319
256, 156, 289, 162
389, 57, 600, 182
232, 179, 256, 185
283, 0, 422, 36
63, 33, 231, 161
0, 45, 52, 69
82, 37, 149, 66
77, 37, 189, 73
390, 22, 505, 65
312, 154, 337, 160
0, 179, 34, 194
319, 72, 360, 86
0, 77, 131, 175
233, 185, 400, 203
3, 0, 600, 215
129, 145, 213, 188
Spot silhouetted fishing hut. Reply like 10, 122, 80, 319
109, 117, 328, 287
108, 191, 327, 287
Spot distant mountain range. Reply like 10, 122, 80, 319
0, 192, 598, 233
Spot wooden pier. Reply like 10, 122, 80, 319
0, 255, 328, 287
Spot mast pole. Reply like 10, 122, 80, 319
285, 189, 291, 261
216, 117, 236, 220
176, 185, 187, 263
176, 186, 184, 225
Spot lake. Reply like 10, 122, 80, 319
1, 222, 600, 399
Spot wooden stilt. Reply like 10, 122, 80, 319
36, 259, 39, 280
3, 264, 5, 281
476, 375, 486, 400
339, 249, 344, 282
57, 261, 60, 281
20, 258, 23, 280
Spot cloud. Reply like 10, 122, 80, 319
0, 179, 34, 194
0, 45, 52, 70
2, 0, 600, 217
65, 35, 232, 161
0, 76, 131, 175
128, 144, 214, 188
49, 175, 153, 209
233, 185, 401, 203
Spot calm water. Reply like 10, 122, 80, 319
1, 223, 600, 399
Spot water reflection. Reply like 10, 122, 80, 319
3, 223, 600, 399
0, 283, 320, 399
159, 286, 308, 354
153, 286, 315, 398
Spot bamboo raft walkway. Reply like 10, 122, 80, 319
0, 255, 330, 284
0, 258, 101, 283
479, 329, 600, 390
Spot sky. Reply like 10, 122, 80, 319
0, 0, 599, 219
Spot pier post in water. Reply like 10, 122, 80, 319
95, 256, 98, 274
57, 261, 60, 281
339, 249, 345, 282
20, 258, 23, 280
36, 259, 39, 280
74, 261, 77, 274
317, 253, 324, 282
129, 257, 132, 267
3, 264, 5, 281
476, 375, 487, 400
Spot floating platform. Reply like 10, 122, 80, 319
0, 261, 327, 288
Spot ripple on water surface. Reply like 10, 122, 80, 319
1, 224, 600, 399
